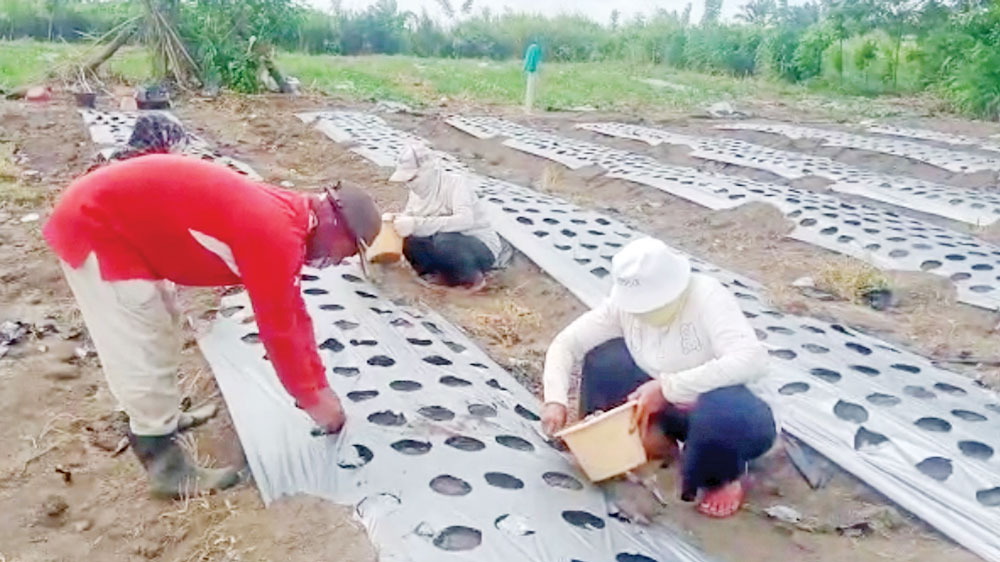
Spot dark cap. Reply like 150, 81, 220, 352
328, 181, 380, 246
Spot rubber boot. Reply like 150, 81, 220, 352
129, 432, 240, 499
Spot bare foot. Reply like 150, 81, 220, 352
697, 480, 744, 518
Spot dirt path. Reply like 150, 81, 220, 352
0, 92, 991, 562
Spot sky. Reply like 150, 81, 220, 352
313, 0, 801, 25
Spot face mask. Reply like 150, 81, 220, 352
408, 165, 438, 197
637, 287, 690, 326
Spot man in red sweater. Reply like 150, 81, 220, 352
44, 154, 381, 498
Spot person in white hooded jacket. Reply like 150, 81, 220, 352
386, 144, 506, 290
541, 237, 776, 520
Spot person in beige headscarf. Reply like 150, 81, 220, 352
385, 144, 508, 291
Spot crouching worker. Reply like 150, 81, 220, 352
541, 238, 776, 519
44, 154, 381, 498
386, 144, 508, 291
88, 113, 190, 172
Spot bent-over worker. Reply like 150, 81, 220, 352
541, 237, 776, 519
386, 144, 507, 291
44, 154, 381, 498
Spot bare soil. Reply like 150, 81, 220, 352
0, 90, 995, 562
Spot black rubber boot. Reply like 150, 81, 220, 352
129, 432, 239, 499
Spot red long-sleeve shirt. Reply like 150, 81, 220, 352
44, 154, 328, 406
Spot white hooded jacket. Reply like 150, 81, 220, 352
402, 161, 504, 261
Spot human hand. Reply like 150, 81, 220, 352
628, 380, 668, 438
394, 215, 417, 237
301, 387, 346, 435
541, 402, 568, 436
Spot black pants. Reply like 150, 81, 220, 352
581, 338, 776, 501
403, 232, 495, 287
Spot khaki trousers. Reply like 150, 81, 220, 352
60, 254, 182, 436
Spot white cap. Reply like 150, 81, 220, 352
389, 144, 424, 182
609, 238, 692, 314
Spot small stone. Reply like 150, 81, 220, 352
22, 169, 41, 180
765, 505, 803, 524
73, 519, 93, 532
20, 213, 40, 223
792, 276, 815, 288
37, 494, 69, 527
42, 494, 68, 517
55, 465, 73, 483
279, 180, 294, 188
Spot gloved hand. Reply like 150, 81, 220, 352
299, 387, 346, 435
394, 215, 417, 237
541, 402, 568, 436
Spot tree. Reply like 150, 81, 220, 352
738, 0, 776, 25
681, 3, 692, 26
460, 0, 473, 16
871, 0, 918, 88
45, 0, 69, 40
701, 0, 722, 26
435, 0, 454, 20
610, 8, 620, 30
855, 37, 877, 84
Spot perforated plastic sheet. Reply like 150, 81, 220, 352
297, 111, 438, 168
78, 109, 261, 180
717, 122, 1000, 174
474, 179, 1000, 562
200, 264, 714, 562
579, 122, 1000, 226
302, 110, 1000, 561
865, 124, 1000, 153
445, 116, 1000, 311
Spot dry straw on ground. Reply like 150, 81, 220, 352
815, 258, 890, 304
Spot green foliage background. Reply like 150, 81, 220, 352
2, 0, 1000, 117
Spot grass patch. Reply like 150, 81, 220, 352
0, 39, 149, 91
275, 53, 815, 112
0, 142, 45, 208
0, 40, 932, 118
0, 179, 47, 208
276, 53, 814, 111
